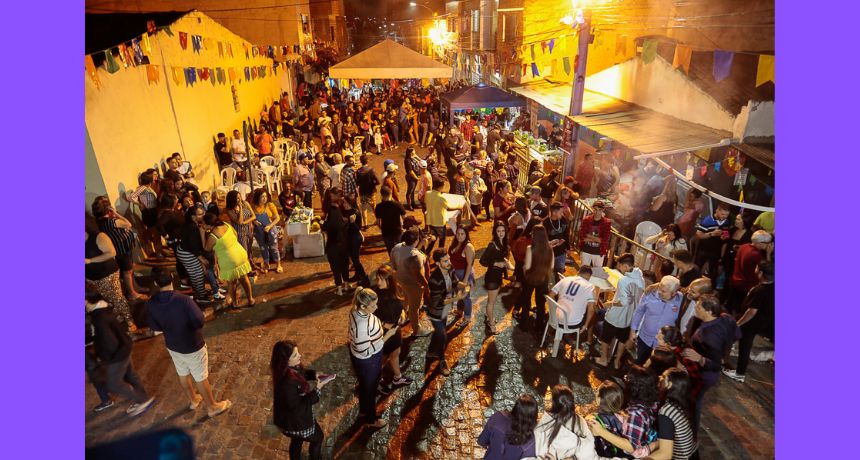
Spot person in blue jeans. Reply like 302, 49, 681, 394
427, 249, 467, 376
630, 276, 683, 365
448, 225, 476, 326
251, 189, 283, 273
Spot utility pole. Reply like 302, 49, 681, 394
568, 9, 591, 116
565, 9, 591, 180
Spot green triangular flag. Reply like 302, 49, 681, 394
563, 57, 571, 74
105, 50, 120, 73
164, 26, 174, 37
642, 39, 658, 64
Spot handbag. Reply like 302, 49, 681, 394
479, 242, 496, 268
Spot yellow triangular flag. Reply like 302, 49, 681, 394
171, 67, 182, 85
85, 55, 101, 89
141, 34, 152, 55
672, 45, 692, 74
756, 55, 774, 87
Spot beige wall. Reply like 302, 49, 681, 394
85, 11, 293, 211
584, 55, 736, 132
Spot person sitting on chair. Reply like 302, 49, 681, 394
547, 266, 596, 338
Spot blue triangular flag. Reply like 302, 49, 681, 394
548, 38, 555, 54
712, 50, 734, 82
531, 63, 540, 77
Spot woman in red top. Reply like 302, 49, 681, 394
492, 180, 514, 221
449, 226, 476, 326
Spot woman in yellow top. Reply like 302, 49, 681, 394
203, 213, 255, 308
251, 188, 283, 274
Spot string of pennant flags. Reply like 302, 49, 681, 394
85, 19, 318, 90
457, 27, 774, 88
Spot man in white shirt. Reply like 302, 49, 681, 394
549, 266, 596, 333
230, 129, 247, 163
595, 253, 644, 369
328, 153, 344, 189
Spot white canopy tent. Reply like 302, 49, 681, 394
328, 39, 452, 79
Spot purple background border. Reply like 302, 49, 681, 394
0, 1, 851, 458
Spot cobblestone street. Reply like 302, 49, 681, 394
85, 147, 774, 459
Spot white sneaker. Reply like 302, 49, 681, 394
721, 368, 745, 383
127, 397, 156, 417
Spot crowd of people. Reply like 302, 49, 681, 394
85, 78, 774, 460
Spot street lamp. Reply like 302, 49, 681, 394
409, 2, 434, 15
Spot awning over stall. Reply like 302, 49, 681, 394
328, 39, 452, 79
441, 83, 527, 110
509, 79, 733, 156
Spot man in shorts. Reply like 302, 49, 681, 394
146, 271, 232, 417
595, 253, 644, 369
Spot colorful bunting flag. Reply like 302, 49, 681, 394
563, 56, 571, 75
642, 39, 658, 64
104, 50, 120, 73
172, 66, 182, 85
185, 67, 197, 86
227, 43, 233, 57
615, 34, 627, 57
244, 67, 251, 81
228, 67, 237, 83
163, 26, 174, 37
712, 50, 734, 82
209, 68, 216, 86
179, 32, 188, 50
217, 42, 224, 57
146, 65, 160, 85
146, 20, 156, 34
131, 38, 145, 65
141, 34, 152, 55
85, 55, 101, 89
551, 59, 559, 76
540, 41, 548, 53
191, 35, 203, 53
203, 37, 213, 50
672, 44, 692, 74
756, 54, 774, 87
531, 63, 540, 77
548, 38, 555, 54
522, 64, 527, 76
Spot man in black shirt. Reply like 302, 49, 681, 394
723, 261, 774, 383
546, 202, 571, 280
527, 186, 549, 222
375, 186, 406, 254
672, 249, 701, 289
214, 133, 231, 168
356, 155, 380, 230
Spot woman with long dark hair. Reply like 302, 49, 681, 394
348, 287, 396, 429
516, 225, 554, 331
321, 188, 352, 295
492, 179, 514, 222
534, 384, 603, 459
373, 265, 414, 395
341, 195, 370, 287
480, 221, 513, 335
478, 394, 539, 459
588, 365, 659, 458
592, 381, 629, 458
225, 190, 259, 275
449, 226, 476, 326
721, 212, 755, 284
251, 188, 283, 274
649, 370, 699, 459
271, 340, 334, 460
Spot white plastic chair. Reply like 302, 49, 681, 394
542, 296, 581, 359
634, 220, 662, 269
259, 156, 277, 169
232, 182, 252, 198
221, 167, 238, 188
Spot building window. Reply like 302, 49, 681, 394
472, 10, 479, 33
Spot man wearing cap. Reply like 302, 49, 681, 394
724, 230, 773, 315
630, 275, 683, 365
293, 153, 315, 208
578, 201, 612, 267
528, 186, 549, 222
339, 154, 358, 200
383, 162, 401, 203
416, 159, 433, 210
